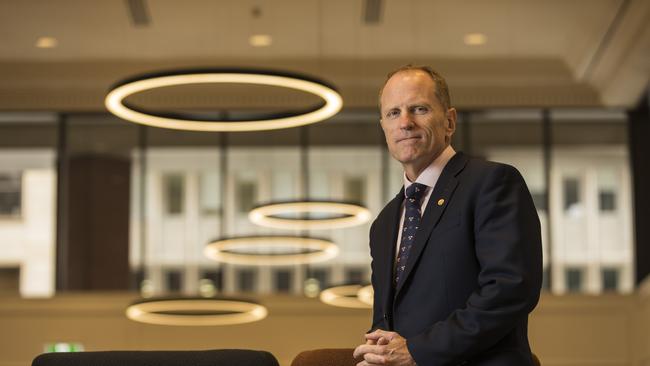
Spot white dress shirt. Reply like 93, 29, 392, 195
395, 145, 456, 259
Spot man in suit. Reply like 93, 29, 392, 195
353, 66, 543, 365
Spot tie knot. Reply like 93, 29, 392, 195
405, 183, 427, 202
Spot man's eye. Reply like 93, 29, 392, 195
386, 110, 399, 118
413, 106, 429, 114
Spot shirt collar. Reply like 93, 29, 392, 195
403, 145, 456, 194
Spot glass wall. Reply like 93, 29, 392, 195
0, 109, 635, 297
0, 113, 58, 297
549, 110, 633, 294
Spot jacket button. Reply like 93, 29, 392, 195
383, 313, 388, 320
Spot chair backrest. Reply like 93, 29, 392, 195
290, 348, 358, 366
290, 348, 541, 366
32, 349, 279, 366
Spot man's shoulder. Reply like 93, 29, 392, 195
459, 153, 522, 179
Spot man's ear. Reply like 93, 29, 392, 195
446, 108, 457, 135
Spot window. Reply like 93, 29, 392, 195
165, 269, 183, 292
345, 268, 365, 284
274, 269, 292, 293
565, 267, 584, 292
236, 180, 257, 214
344, 177, 365, 204
199, 172, 220, 215
131, 268, 145, 291
541, 267, 550, 291
602, 268, 619, 291
531, 191, 547, 212
563, 178, 580, 212
599, 190, 616, 212
163, 173, 184, 215
200, 269, 223, 291
0, 173, 21, 217
237, 269, 256, 292
309, 268, 329, 289
0, 267, 20, 293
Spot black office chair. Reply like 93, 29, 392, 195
32, 349, 279, 366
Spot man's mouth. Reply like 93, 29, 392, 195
397, 136, 420, 143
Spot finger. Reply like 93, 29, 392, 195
353, 345, 364, 359
371, 329, 396, 341
364, 331, 382, 341
355, 343, 390, 359
364, 352, 387, 364
353, 344, 376, 358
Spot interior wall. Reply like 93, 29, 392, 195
0, 293, 648, 366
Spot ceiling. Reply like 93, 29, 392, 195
0, 0, 648, 112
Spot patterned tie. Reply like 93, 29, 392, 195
394, 182, 428, 286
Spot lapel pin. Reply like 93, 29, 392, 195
437, 198, 445, 206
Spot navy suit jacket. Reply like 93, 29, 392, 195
369, 152, 542, 365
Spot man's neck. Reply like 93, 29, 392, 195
404, 146, 449, 182
405, 159, 435, 182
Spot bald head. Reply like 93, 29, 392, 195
378, 65, 451, 112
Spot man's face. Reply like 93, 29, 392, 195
379, 70, 456, 179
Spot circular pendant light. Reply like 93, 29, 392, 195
105, 68, 343, 132
125, 296, 268, 326
248, 127, 371, 230
319, 285, 372, 309
357, 284, 374, 306
205, 235, 339, 266
249, 200, 371, 230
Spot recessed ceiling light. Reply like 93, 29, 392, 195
464, 33, 487, 46
249, 34, 272, 47
35, 37, 58, 49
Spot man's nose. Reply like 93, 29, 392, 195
398, 111, 414, 130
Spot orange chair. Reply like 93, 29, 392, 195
290, 348, 358, 366
290, 348, 541, 366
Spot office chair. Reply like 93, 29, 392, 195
290, 348, 358, 366
290, 348, 542, 366
32, 349, 279, 366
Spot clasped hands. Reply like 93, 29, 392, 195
353, 329, 416, 366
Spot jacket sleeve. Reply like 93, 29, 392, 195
368, 219, 386, 333
407, 164, 543, 365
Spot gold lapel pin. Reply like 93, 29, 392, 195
437, 198, 445, 206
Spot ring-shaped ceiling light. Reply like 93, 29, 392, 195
357, 285, 374, 306
105, 68, 343, 132
125, 297, 268, 326
204, 235, 339, 266
249, 201, 371, 230
319, 285, 373, 309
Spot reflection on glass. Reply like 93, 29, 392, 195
165, 269, 183, 292
199, 172, 220, 215
599, 191, 616, 212
0, 173, 21, 217
236, 180, 257, 215
163, 173, 184, 215
565, 267, 584, 292
345, 268, 365, 284
309, 268, 329, 289
274, 269, 292, 293
563, 178, 581, 214
237, 268, 256, 292
344, 176, 365, 204
200, 270, 223, 292
602, 268, 620, 292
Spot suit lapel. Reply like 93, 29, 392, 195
394, 152, 469, 298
